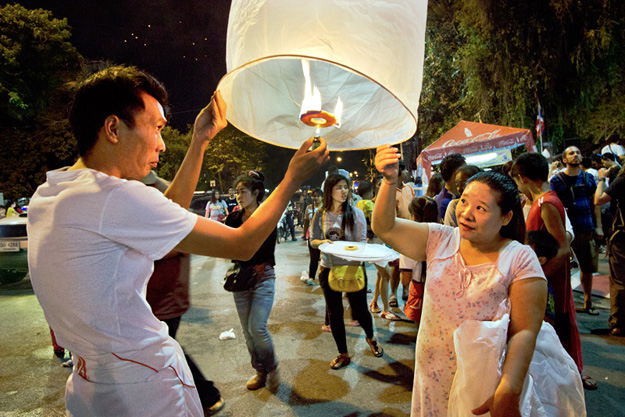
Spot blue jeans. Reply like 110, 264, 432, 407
233, 266, 277, 374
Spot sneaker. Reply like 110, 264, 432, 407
304, 278, 315, 286
380, 311, 401, 321
204, 397, 225, 416
246, 372, 267, 390
267, 367, 280, 391
321, 324, 331, 332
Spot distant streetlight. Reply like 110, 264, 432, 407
337, 156, 342, 162
349, 172, 353, 177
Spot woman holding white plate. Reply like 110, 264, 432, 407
311, 173, 383, 369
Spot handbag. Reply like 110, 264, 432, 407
328, 264, 365, 293
223, 263, 256, 292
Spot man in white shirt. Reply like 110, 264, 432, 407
27, 66, 329, 416
601, 139, 625, 160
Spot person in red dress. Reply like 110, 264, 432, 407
511, 152, 597, 390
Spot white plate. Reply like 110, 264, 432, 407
318, 241, 399, 262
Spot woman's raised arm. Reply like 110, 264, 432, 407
371, 144, 429, 261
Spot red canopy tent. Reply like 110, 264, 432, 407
416, 121, 536, 180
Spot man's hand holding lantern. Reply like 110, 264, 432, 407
192, 90, 228, 146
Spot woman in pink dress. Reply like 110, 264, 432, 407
372, 145, 547, 417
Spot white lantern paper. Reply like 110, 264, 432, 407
217, 0, 428, 150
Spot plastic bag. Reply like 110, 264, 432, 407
219, 329, 236, 341
448, 318, 585, 417
448, 314, 511, 416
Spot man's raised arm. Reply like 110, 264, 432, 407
164, 91, 227, 209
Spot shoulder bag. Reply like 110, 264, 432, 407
223, 262, 257, 292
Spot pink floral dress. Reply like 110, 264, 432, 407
412, 224, 545, 416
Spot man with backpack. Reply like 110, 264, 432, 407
550, 146, 603, 315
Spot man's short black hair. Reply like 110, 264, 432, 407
602, 152, 616, 162
439, 153, 466, 182
526, 230, 559, 261
357, 181, 373, 198
70, 65, 169, 157
591, 154, 603, 165
511, 152, 548, 182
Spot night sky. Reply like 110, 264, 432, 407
20, 0, 231, 129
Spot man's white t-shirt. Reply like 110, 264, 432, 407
601, 143, 625, 157
28, 168, 197, 367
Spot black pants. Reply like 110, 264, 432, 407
308, 241, 321, 279
285, 215, 296, 240
608, 234, 625, 330
319, 267, 374, 354
165, 317, 221, 408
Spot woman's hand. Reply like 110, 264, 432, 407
472, 383, 521, 417
375, 144, 401, 181
192, 90, 228, 145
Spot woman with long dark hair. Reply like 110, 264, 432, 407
311, 173, 384, 369
224, 171, 279, 391
373, 144, 549, 416
205, 190, 228, 222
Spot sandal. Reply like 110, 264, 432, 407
366, 338, 384, 357
389, 296, 398, 308
580, 373, 598, 390
380, 311, 401, 321
330, 354, 351, 369
321, 324, 331, 332
611, 327, 623, 336
370, 302, 381, 314
576, 306, 600, 316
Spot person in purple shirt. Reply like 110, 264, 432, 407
434, 153, 466, 219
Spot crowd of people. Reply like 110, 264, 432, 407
25, 63, 624, 416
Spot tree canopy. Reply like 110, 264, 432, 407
418, 0, 625, 153
156, 124, 268, 192
0, 4, 83, 200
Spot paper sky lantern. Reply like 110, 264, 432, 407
217, 0, 428, 150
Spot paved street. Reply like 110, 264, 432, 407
1, 237, 624, 416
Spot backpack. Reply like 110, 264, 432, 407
555, 171, 594, 224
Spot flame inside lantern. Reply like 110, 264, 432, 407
299, 59, 343, 131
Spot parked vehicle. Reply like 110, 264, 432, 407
0, 214, 29, 284
188, 194, 212, 217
